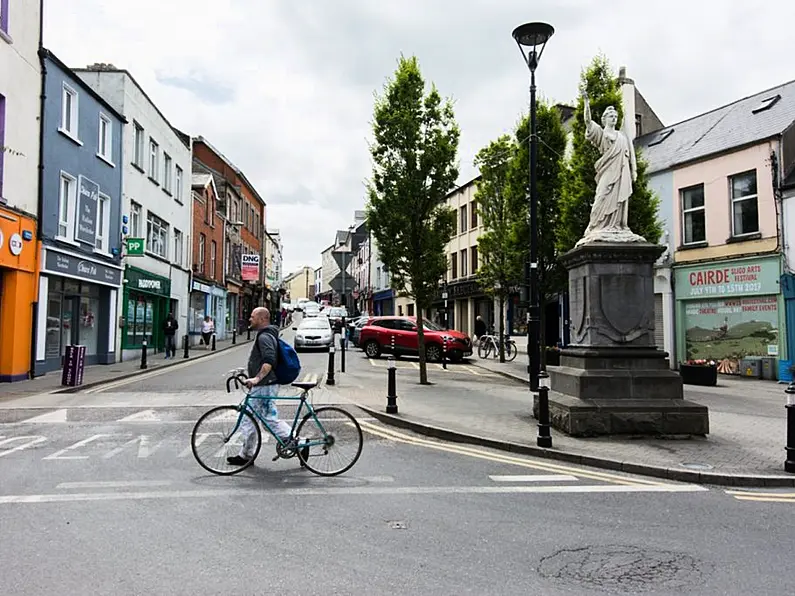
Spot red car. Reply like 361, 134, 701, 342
358, 316, 472, 362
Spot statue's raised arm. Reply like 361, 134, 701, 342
582, 89, 592, 127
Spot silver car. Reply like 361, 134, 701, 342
293, 317, 333, 351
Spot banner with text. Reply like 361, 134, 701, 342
241, 254, 260, 281
674, 256, 781, 299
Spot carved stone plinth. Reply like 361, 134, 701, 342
539, 242, 709, 437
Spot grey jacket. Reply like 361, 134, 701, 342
247, 325, 279, 385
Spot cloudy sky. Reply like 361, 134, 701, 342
45, 0, 795, 274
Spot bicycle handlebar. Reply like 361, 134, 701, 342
225, 371, 249, 393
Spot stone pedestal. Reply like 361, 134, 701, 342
538, 242, 709, 437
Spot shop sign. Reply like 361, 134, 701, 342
75, 176, 100, 246
125, 267, 170, 296
126, 238, 145, 256
192, 280, 211, 293
674, 257, 780, 299
44, 249, 122, 286
242, 254, 260, 281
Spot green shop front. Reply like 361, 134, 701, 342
674, 255, 785, 377
121, 266, 172, 359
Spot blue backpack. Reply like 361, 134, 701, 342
257, 330, 301, 385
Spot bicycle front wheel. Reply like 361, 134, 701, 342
191, 405, 261, 475
295, 406, 363, 476
505, 341, 518, 362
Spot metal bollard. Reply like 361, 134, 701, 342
326, 344, 336, 386
232, 328, 236, 344
340, 317, 346, 373
537, 370, 552, 448
386, 356, 398, 414
212, 333, 217, 351
442, 336, 448, 370
786, 382, 795, 473
183, 334, 189, 359
140, 340, 148, 370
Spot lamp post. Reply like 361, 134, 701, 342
512, 21, 554, 393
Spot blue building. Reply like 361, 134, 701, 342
33, 49, 126, 374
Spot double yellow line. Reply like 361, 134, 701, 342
358, 419, 666, 487
726, 490, 795, 503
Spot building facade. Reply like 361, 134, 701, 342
369, 238, 394, 316
34, 50, 125, 374
264, 229, 283, 310
314, 266, 322, 301
283, 266, 314, 302
74, 66, 192, 361
0, 0, 42, 381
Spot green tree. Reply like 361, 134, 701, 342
474, 135, 522, 362
366, 55, 460, 385
507, 103, 568, 353
558, 55, 662, 254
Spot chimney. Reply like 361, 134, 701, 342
85, 62, 118, 71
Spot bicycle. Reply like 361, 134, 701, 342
477, 334, 517, 361
191, 369, 364, 477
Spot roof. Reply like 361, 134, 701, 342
40, 49, 128, 124
636, 78, 795, 173
193, 136, 266, 206
191, 173, 218, 200
72, 65, 190, 149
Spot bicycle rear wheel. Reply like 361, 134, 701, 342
505, 341, 518, 362
478, 340, 491, 359
295, 406, 363, 476
191, 405, 261, 475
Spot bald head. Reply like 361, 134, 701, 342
249, 307, 271, 330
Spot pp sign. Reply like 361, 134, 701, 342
242, 254, 260, 281
127, 238, 145, 256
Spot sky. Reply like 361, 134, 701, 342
44, 0, 795, 274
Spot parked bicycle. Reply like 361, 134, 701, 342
191, 369, 364, 477
477, 333, 518, 361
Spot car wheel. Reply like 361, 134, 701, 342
426, 344, 442, 362
364, 340, 381, 358
448, 350, 464, 363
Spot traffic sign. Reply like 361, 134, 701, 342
126, 237, 145, 256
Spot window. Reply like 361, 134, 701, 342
174, 229, 183, 268
61, 84, 78, 138
95, 194, 110, 251
460, 249, 468, 277
163, 153, 172, 193
98, 114, 112, 162
58, 173, 76, 238
471, 246, 478, 273
149, 139, 159, 181
376, 266, 382, 288
198, 234, 206, 273
225, 238, 231, 275
450, 253, 457, 279
175, 166, 183, 202
211, 241, 217, 278
730, 170, 759, 237
133, 122, 145, 168
0, 94, 5, 199
130, 201, 142, 236
407, 304, 415, 317
146, 211, 168, 258
681, 184, 706, 245
459, 205, 467, 233
471, 202, 478, 228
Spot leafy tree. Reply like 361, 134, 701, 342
366, 55, 460, 385
558, 55, 662, 254
474, 135, 521, 362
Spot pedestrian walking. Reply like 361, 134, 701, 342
163, 312, 179, 359
201, 316, 214, 349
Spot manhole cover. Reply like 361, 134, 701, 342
680, 462, 714, 470
388, 521, 407, 530
537, 545, 708, 592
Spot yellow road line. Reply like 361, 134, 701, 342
462, 366, 484, 376
726, 490, 795, 497
410, 362, 420, 370
359, 420, 665, 487
732, 495, 795, 503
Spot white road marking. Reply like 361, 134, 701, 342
117, 410, 161, 422
489, 474, 579, 483
0, 436, 47, 458
42, 434, 117, 460
0, 483, 709, 505
102, 435, 161, 459
56, 480, 173, 490
281, 475, 395, 484
463, 366, 484, 376
19, 409, 68, 424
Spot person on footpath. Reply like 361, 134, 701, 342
201, 316, 214, 349
227, 307, 296, 466
474, 315, 487, 345
163, 312, 178, 359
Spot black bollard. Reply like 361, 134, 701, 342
442, 336, 448, 370
140, 340, 148, 370
183, 334, 189, 359
537, 370, 552, 448
232, 328, 236, 345
386, 356, 398, 414
247, 327, 251, 341
786, 381, 795, 473
340, 316, 346, 373
326, 344, 336, 386
212, 333, 217, 351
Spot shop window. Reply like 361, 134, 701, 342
190, 292, 206, 332
146, 211, 168, 258
681, 184, 705, 245
0, 94, 5, 199
126, 295, 154, 348
79, 296, 99, 354
45, 294, 62, 360
730, 170, 759, 237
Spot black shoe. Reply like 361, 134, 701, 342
226, 455, 251, 466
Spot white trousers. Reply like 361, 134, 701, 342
239, 384, 292, 457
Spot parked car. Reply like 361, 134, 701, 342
302, 302, 321, 318
350, 316, 375, 347
292, 317, 333, 351
358, 316, 472, 362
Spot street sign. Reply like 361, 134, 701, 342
126, 237, 145, 256
441, 292, 448, 300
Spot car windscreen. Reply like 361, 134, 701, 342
299, 321, 329, 330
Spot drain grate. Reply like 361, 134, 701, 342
388, 521, 407, 530
538, 545, 709, 592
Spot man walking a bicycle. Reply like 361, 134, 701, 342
226, 306, 295, 466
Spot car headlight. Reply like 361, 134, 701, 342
296, 334, 304, 340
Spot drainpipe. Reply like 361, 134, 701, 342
31, 7, 46, 378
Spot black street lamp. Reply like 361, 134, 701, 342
514, 21, 554, 448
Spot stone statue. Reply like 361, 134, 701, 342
576, 90, 646, 247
